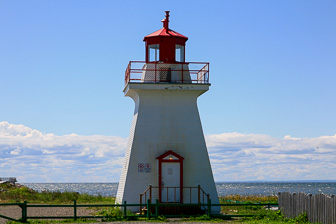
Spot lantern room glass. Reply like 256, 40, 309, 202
148, 44, 160, 62
175, 45, 185, 62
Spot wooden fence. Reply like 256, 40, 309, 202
278, 192, 336, 224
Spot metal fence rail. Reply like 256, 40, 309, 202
0, 200, 278, 222
278, 192, 336, 224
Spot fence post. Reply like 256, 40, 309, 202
147, 199, 151, 219
307, 194, 312, 223
21, 201, 27, 223
331, 195, 335, 224
207, 198, 212, 218
123, 201, 127, 219
155, 199, 159, 218
73, 200, 77, 221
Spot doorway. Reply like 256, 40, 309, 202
161, 162, 180, 202
156, 150, 184, 203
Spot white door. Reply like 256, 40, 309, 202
161, 162, 180, 202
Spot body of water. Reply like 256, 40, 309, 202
22, 182, 336, 197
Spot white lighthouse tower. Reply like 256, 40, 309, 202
116, 11, 219, 212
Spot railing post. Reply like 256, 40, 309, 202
123, 201, 127, 219
207, 63, 209, 83
155, 199, 159, 218
149, 185, 152, 203
140, 194, 142, 215
182, 63, 184, 83
147, 199, 151, 219
198, 185, 201, 204
190, 187, 192, 204
73, 200, 77, 221
155, 62, 157, 83
207, 198, 212, 218
207, 194, 210, 204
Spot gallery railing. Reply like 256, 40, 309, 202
125, 61, 209, 86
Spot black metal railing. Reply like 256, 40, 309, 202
0, 200, 279, 222
125, 61, 209, 86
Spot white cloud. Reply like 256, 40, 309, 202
0, 121, 127, 182
1, 121, 336, 182
10, 149, 21, 155
206, 133, 336, 181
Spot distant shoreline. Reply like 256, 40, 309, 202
21, 182, 336, 197
20, 180, 336, 184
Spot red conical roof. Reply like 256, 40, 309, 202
144, 27, 188, 41
143, 11, 188, 41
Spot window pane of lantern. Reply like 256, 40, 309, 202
148, 44, 159, 62
175, 45, 184, 62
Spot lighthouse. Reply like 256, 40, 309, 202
116, 11, 219, 212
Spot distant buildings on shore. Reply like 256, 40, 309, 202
0, 177, 17, 184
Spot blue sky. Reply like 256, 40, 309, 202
1, 0, 336, 182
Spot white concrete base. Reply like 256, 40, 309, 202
116, 83, 219, 212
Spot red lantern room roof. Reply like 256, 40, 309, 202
143, 11, 188, 63
143, 11, 188, 42
144, 27, 188, 40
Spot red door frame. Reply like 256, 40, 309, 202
156, 150, 184, 203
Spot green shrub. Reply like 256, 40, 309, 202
241, 211, 310, 224
95, 207, 124, 221
219, 194, 278, 204
0, 183, 115, 204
